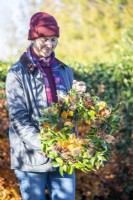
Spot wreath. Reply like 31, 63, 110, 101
39, 88, 119, 176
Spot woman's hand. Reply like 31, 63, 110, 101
72, 80, 86, 93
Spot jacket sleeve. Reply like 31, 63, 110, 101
68, 66, 74, 89
6, 69, 42, 151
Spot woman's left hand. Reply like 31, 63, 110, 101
72, 80, 86, 93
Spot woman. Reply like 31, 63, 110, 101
6, 12, 85, 200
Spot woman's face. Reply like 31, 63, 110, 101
32, 36, 58, 58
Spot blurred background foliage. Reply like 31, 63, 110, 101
32, 0, 133, 63
0, 0, 133, 199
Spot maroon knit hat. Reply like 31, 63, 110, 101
28, 12, 60, 40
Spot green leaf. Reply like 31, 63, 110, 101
95, 105, 100, 113
68, 160, 73, 165
42, 140, 51, 144
90, 157, 95, 166
56, 157, 64, 166
84, 164, 93, 171
85, 163, 93, 170
59, 133, 67, 140
98, 155, 107, 162
51, 161, 60, 167
83, 113, 89, 121
38, 117, 49, 122
46, 139, 55, 145
67, 166, 74, 174
83, 152, 88, 158
49, 152, 58, 159
59, 166, 64, 176
63, 165, 67, 172
101, 141, 108, 150
95, 161, 100, 169
74, 163, 83, 169
88, 110, 96, 118
42, 144, 47, 153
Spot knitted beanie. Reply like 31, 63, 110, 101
28, 12, 59, 40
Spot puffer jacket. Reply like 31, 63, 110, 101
6, 52, 73, 172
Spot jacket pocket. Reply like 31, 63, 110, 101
20, 142, 49, 166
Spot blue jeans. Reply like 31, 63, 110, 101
14, 169, 75, 200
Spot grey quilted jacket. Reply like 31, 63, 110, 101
6, 52, 73, 172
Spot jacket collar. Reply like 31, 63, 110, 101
20, 52, 36, 73
20, 52, 66, 74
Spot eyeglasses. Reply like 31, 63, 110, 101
38, 37, 58, 44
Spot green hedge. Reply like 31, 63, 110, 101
0, 61, 10, 82
71, 27, 133, 141
0, 61, 12, 92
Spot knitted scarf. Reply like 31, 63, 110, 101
26, 46, 66, 105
